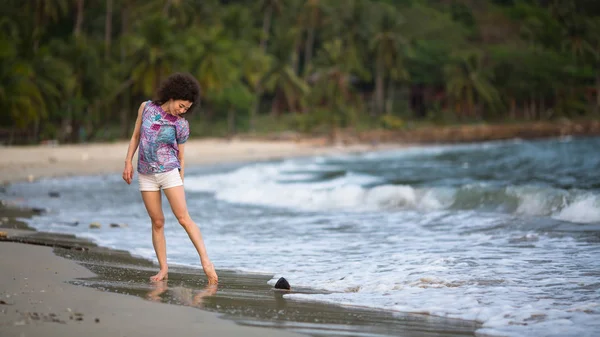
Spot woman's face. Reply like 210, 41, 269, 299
168, 99, 193, 116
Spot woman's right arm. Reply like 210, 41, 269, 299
123, 102, 146, 184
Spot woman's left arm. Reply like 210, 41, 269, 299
178, 144, 186, 182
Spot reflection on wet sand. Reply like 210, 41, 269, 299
54, 246, 479, 337
147, 280, 218, 309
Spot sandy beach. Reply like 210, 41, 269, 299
0, 138, 381, 185
0, 229, 307, 337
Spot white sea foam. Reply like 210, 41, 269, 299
186, 161, 600, 225
554, 195, 600, 224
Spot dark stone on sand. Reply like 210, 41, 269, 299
48, 191, 60, 198
274, 277, 291, 290
31, 207, 46, 215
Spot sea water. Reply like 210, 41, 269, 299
10, 136, 600, 337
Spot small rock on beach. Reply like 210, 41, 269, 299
274, 277, 291, 291
89, 222, 101, 229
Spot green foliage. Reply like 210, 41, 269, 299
1, 0, 599, 144
380, 114, 404, 130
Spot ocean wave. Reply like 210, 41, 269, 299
185, 163, 600, 224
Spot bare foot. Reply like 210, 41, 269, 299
202, 262, 218, 285
150, 269, 168, 282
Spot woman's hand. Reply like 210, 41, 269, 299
123, 161, 134, 184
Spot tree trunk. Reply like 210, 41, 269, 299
105, 0, 112, 60
250, 86, 263, 133
163, 0, 172, 16
70, 120, 81, 143
260, 6, 273, 52
374, 56, 384, 115
466, 87, 474, 118
328, 108, 340, 145
292, 36, 301, 75
476, 101, 484, 120
304, 18, 316, 77
270, 91, 279, 116
33, 118, 40, 143
510, 98, 516, 120
33, 1, 42, 52
120, 2, 130, 139
385, 78, 395, 114
228, 107, 236, 137
530, 94, 536, 120
74, 0, 84, 37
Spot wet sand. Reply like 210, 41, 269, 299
0, 221, 479, 337
0, 230, 304, 337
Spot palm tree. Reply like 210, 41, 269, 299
74, 0, 84, 38
184, 26, 242, 116
444, 50, 501, 119
266, 63, 309, 115
32, 45, 75, 121
260, 25, 309, 116
105, 0, 113, 60
0, 14, 75, 143
330, 0, 371, 81
589, 18, 600, 114
257, 0, 284, 52
309, 39, 361, 143
213, 83, 254, 137
297, 0, 328, 78
240, 47, 271, 132
0, 40, 46, 142
127, 14, 183, 96
34, 0, 69, 47
369, 3, 407, 115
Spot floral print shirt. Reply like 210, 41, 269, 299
137, 101, 189, 174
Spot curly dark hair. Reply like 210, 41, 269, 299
153, 72, 201, 116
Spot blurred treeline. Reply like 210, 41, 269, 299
1, 0, 599, 144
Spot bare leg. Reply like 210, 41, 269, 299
141, 191, 168, 281
163, 185, 218, 284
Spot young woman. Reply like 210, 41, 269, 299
122, 73, 218, 284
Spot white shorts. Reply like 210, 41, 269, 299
138, 169, 183, 192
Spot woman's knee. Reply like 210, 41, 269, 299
175, 213, 193, 228
151, 217, 166, 230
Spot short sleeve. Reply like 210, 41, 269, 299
176, 119, 190, 144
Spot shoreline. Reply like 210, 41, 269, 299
0, 206, 480, 337
3, 118, 599, 185
0, 138, 391, 185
